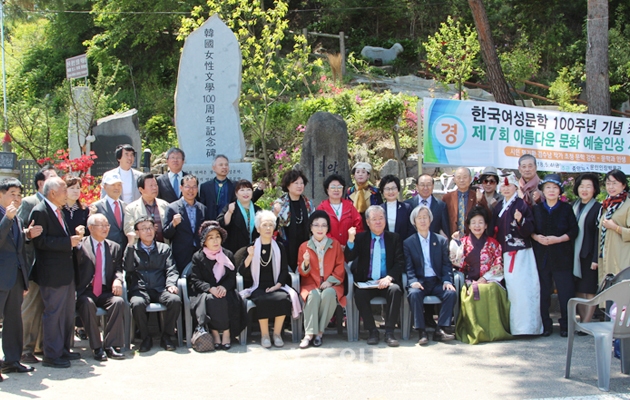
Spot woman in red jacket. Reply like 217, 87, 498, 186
317, 174, 363, 248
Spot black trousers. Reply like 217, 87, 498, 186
77, 289, 125, 349
40, 282, 75, 360
354, 284, 402, 332
129, 289, 181, 340
539, 268, 575, 331
193, 292, 229, 331
0, 276, 25, 363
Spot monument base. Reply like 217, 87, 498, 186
184, 162, 252, 185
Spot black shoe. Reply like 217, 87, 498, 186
384, 332, 399, 347
542, 329, 552, 337
61, 350, 81, 361
367, 329, 379, 345
222, 343, 232, 351
417, 330, 429, 346
214, 343, 221, 351
75, 328, 88, 341
433, 328, 455, 342
160, 336, 176, 351
42, 357, 71, 368
1, 361, 35, 373
139, 336, 152, 353
560, 330, 568, 338
93, 348, 107, 362
105, 347, 125, 360
20, 353, 39, 364
313, 336, 322, 347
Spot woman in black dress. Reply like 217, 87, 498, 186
217, 179, 261, 253
189, 221, 246, 350
272, 169, 314, 270
62, 175, 89, 235
571, 173, 602, 323
239, 210, 301, 348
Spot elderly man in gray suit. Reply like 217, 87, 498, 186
0, 178, 42, 380
18, 165, 57, 364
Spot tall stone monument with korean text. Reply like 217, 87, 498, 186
175, 14, 251, 184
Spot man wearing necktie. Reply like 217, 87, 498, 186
156, 148, 189, 204
75, 214, 126, 361
0, 178, 42, 379
30, 177, 83, 368
91, 173, 127, 248
344, 206, 404, 347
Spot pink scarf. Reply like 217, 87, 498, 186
238, 239, 302, 319
203, 247, 235, 282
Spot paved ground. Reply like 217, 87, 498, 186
1, 323, 629, 400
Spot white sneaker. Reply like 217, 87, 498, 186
261, 336, 272, 348
273, 334, 284, 347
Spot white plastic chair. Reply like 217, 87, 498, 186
565, 280, 630, 391
178, 262, 193, 348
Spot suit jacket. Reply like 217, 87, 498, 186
406, 195, 450, 237
124, 241, 178, 294
199, 178, 264, 221
216, 203, 261, 254
344, 230, 404, 285
156, 171, 189, 204
403, 232, 453, 286
0, 209, 29, 291
30, 200, 74, 287
123, 197, 170, 243
442, 189, 489, 236
74, 237, 123, 298
381, 201, 415, 240
576, 201, 602, 263
101, 167, 143, 203
163, 198, 207, 272
17, 192, 43, 273
92, 198, 127, 248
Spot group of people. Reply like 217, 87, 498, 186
0, 144, 628, 381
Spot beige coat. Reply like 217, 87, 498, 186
597, 199, 630, 282
123, 197, 170, 244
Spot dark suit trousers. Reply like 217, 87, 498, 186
354, 284, 402, 332
193, 292, 229, 331
39, 282, 76, 360
21, 280, 44, 354
408, 277, 456, 330
129, 289, 181, 339
539, 268, 575, 331
0, 276, 25, 363
77, 289, 125, 349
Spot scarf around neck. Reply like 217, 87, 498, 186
203, 247, 235, 282
354, 182, 370, 214
519, 175, 540, 206
598, 191, 628, 258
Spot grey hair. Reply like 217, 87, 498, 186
365, 205, 385, 221
410, 205, 434, 225
43, 177, 63, 197
212, 154, 229, 167
455, 167, 472, 177
255, 209, 277, 229
166, 147, 185, 160
87, 213, 108, 227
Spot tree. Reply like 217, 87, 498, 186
180, 0, 312, 178
424, 16, 480, 100
468, 0, 515, 105
585, 0, 610, 115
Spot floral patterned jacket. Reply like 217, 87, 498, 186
451, 235, 504, 282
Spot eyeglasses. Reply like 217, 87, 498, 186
483, 179, 497, 184
91, 224, 110, 228
312, 224, 328, 228
329, 185, 343, 190
383, 187, 398, 192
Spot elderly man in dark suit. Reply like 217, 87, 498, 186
91, 173, 127, 247
124, 216, 181, 352
0, 178, 42, 379
18, 165, 57, 364
30, 177, 83, 368
156, 147, 188, 204
442, 167, 489, 238
163, 174, 207, 274
404, 205, 456, 345
344, 205, 404, 347
406, 174, 450, 238
75, 213, 126, 361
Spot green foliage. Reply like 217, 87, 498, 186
548, 64, 587, 113
360, 91, 406, 129
499, 34, 541, 89
424, 16, 480, 99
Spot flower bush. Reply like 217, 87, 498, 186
38, 150, 100, 205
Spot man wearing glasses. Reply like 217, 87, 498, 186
406, 174, 450, 238
124, 217, 181, 352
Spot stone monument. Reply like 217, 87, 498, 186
90, 109, 142, 178
175, 14, 251, 184
300, 112, 351, 204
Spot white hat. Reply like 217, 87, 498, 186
352, 162, 372, 173
501, 173, 519, 188
102, 173, 123, 186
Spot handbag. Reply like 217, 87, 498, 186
191, 328, 215, 353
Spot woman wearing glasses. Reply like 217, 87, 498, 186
479, 167, 504, 211
597, 169, 630, 283
317, 174, 363, 247
217, 180, 261, 254
296, 211, 346, 348
239, 210, 302, 348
